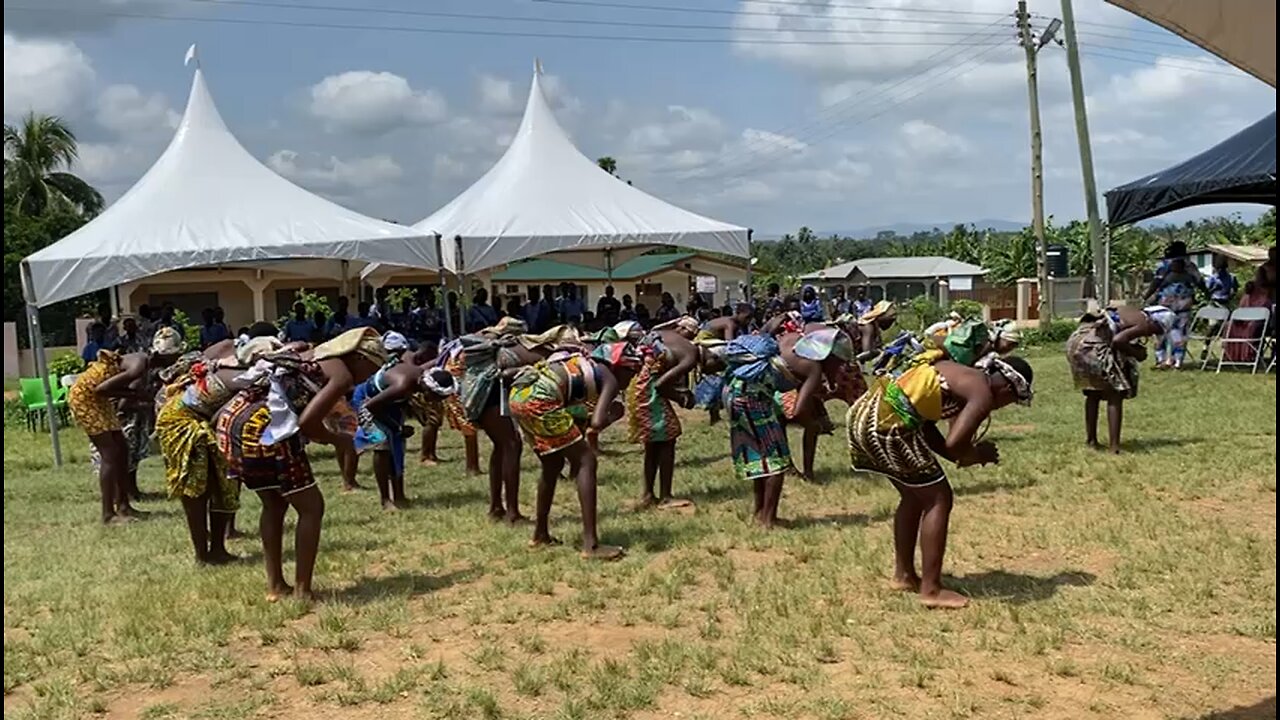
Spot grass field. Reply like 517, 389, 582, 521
3, 355, 1276, 720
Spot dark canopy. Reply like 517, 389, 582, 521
1105, 112, 1276, 226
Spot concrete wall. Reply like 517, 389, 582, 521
125, 280, 257, 329
5, 321, 92, 378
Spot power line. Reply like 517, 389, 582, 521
1067, 16, 1180, 37
528, 0, 1008, 26
679, 38, 1017, 182
1077, 41, 1244, 70
1, 6, 1008, 45
1075, 49, 1257, 79
122, 0, 1008, 37
676, 21, 1012, 178
734, 0, 1011, 17
1075, 30, 1195, 50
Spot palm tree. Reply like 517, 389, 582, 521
3, 113, 103, 217
596, 156, 618, 176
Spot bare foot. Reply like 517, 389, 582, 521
265, 582, 295, 603
419, 457, 440, 467
117, 507, 150, 520
657, 497, 694, 510
394, 499, 410, 511
919, 589, 969, 609
581, 545, 625, 561
1108, 445, 1121, 455
505, 513, 531, 526
1085, 440, 1103, 451
105, 514, 136, 526
632, 495, 658, 512
226, 528, 248, 540
204, 550, 241, 566
342, 484, 361, 494
293, 588, 318, 604
465, 466, 483, 477
529, 535, 563, 548
382, 500, 400, 512
889, 575, 921, 592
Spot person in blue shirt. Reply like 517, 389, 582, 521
1205, 254, 1239, 306
559, 285, 586, 326
282, 302, 315, 343
349, 301, 376, 329
81, 322, 106, 362
199, 307, 231, 348
851, 286, 874, 319
522, 286, 550, 332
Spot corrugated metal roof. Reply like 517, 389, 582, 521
800, 256, 986, 281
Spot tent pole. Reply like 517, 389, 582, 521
744, 228, 754, 304
109, 285, 119, 322
21, 262, 63, 467
453, 235, 466, 335
340, 260, 350, 301
605, 248, 614, 282
435, 233, 453, 340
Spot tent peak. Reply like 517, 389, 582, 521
534, 57, 544, 75
184, 43, 199, 68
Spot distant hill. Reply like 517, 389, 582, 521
820, 219, 1026, 239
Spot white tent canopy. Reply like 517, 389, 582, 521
416, 63, 750, 275
22, 57, 435, 308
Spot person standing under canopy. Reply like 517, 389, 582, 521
283, 303, 315, 343
597, 285, 622, 325
846, 350, 1034, 608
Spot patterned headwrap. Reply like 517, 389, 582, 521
382, 331, 411, 353
654, 315, 700, 337
313, 327, 387, 368
419, 366, 457, 397
481, 316, 528, 336
858, 300, 896, 324
991, 319, 1021, 345
612, 320, 644, 340
977, 355, 1033, 405
150, 326, 185, 356
235, 336, 284, 366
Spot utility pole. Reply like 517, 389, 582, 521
1017, 0, 1052, 322
1060, 0, 1107, 305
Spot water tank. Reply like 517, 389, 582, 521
1046, 244, 1068, 277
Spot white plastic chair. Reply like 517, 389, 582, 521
1187, 305, 1230, 370
1216, 307, 1271, 374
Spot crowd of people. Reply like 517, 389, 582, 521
66, 283, 1040, 610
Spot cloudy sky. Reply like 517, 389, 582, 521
4, 0, 1275, 235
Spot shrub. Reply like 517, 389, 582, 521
1021, 318, 1077, 347
47, 352, 85, 378
902, 295, 943, 333
277, 288, 333, 329
948, 298, 984, 319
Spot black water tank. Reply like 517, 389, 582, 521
1046, 244, 1068, 277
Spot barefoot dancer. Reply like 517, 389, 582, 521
776, 323, 860, 481
846, 352, 1034, 609
723, 326, 794, 528
508, 351, 627, 559
438, 339, 483, 475
628, 316, 700, 509
214, 328, 384, 602
1067, 305, 1173, 453
69, 327, 185, 524
353, 333, 457, 510
155, 333, 283, 564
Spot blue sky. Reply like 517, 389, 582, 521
5, 0, 1275, 236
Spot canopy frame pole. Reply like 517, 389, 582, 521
605, 248, 614, 283
435, 233, 454, 340
452, 235, 466, 335
109, 285, 120, 323
745, 228, 754, 304
21, 261, 63, 467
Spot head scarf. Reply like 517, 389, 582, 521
150, 326, 185, 355
520, 324, 581, 350
612, 320, 644, 340
481, 316, 528, 337
419, 366, 457, 397
654, 315, 700, 337
235, 336, 284, 366
977, 355, 1033, 405
313, 327, 387, 367
990, 319, 1021, 346
859, 300, 896, 324
382, 331, 411, 354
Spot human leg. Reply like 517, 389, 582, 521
639, 442, 658, 507
1084, 393, 1101, 449
89, 432, 125, 524
373, 450, 396, 511
568, 442, 623, 560
284, 485, 325, 601
801, 425, 819, 480
758, 472, 785, 528
531, 451, 565, 546
890, 485, 923, 591
256, 490, 292, 600
463, 435, 481, 476
1106, 395, 1124, 454
180, 487, 211, 563
911, 481, 966, 608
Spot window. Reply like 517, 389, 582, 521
148, 292, 218, 325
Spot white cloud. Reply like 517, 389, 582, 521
267, 149, 404, 191
895, 119, 971, 159
95, 83, 179, 136
3, 33, 95, 118
477, 74, 519, 115
307, 71, 447, 135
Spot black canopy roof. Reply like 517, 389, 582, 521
1105, 112, 1276, 226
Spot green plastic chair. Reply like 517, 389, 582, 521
18, 378, 49, 432
47, 374, 70, 425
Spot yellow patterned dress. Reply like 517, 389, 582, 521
68, 350, 124, 437
154, 361, 239, 512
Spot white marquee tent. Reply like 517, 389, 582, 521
19, 51, 437, 465
412, 63, 750, 275
21, 58, 436, 310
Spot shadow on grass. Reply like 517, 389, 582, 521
1123, 436, 1197, 453
1193, 696, 1276, 719
423, 486, 489, 509
948, 570, 1096, 604
789, 507, 893, 529
609, 523, 689, 553
953, 476, 1040, 497
330, 567, 480, 605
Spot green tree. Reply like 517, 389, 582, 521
3, 113, 104, 217
596, 156, 618, 176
